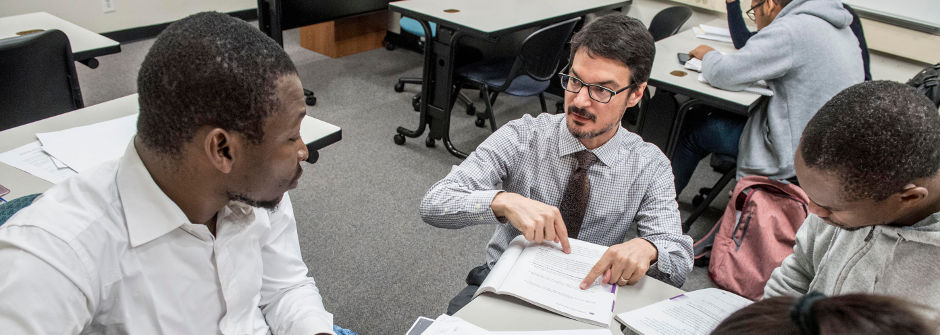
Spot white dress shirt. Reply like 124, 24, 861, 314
0, 142, 334, 335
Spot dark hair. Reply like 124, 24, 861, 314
137, 11, 298, 156
568, 14, 654, 90
800, 80, 940, 201
773, 0, 793, 7
712, 294, 937, 335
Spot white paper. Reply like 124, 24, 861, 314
684, 58, 703, 72
697, 74, 774, 96
0, 141, 77, 183
475, 236, 617, 327
693, 25, 733, 43
35, 114, 137, 173
421, 315, 489, 335
491, 330, 610, 335
615, 288, 752, 335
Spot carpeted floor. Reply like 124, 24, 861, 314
75, 25, 725, 335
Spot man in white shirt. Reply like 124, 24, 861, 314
0, 12, 334, 335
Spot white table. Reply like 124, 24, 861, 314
455, 276, 684, 333
390, 0, 630, 158
0, 94, 342, 199
0, 12, 121, 67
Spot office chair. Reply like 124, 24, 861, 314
257, 0, 317, 106
454, 18, 580, 131
625, 6, 693, 128
0, 29, 83, 131
393, 16, 476, 115
682, 153, 736, 233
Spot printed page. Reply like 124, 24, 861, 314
615, 288, 753, 335
496, 236, 617, 326
476, 236, 527, 294
421, 314, 489, 335
0, 141, 77, 183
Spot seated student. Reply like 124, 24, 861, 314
674, 0, 863, 194
723, 0, 870, 80
764, 81, 940, 307
420, 14, 693, 314
0, 12, 335, 334
712, 292, 939, 334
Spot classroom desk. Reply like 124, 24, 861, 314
390, 0, 630, 158
638, 21, 928, 159
0, 94, 342, 199
455, 275, 684, 333
0, 12, 121, 68
639, 24, 764, 157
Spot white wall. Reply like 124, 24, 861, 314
0, 0, 255, 33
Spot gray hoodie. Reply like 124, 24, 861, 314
702, 0, 863, 180
764, 212, 940, 308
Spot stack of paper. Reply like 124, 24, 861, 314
615, 288, 752, 335
692, 24, 733, 43
0, 114, 137, 184
698, 74, 774, 96
406, 315, 610, 335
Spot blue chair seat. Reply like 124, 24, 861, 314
457, 58, 551, 97
400, 17, 436, 38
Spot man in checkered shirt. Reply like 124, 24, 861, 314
420, 14, 693, 314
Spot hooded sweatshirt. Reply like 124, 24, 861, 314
702, 0, 864, 180
764, 212, 940, 308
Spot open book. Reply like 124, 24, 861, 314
614, 288, 753, 335
473, 236, 617, 327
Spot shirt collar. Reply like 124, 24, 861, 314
117, 139, 191, 247
555, 116, 627, 167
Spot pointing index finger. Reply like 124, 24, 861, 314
555, 215, 571, 254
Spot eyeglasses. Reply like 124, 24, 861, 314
746, 0, 766, 21
558, 73, 635, 104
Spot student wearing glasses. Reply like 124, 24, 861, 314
421, 14, 693, 314
673, 0, 864, 194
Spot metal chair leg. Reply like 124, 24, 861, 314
538, 93, 547, 114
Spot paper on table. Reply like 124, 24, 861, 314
693, 25, 733, 43
615, 288, 752, 335
697, 74, 774, 96
36, 114, 137, 173
684, 58, 703, 72
421, 315, 489, 335
491, 329, 610, 335
0, 141, 77, 183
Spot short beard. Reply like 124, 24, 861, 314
566, 105, 618, 140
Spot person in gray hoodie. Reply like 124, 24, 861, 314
764, 81, 940, 308
675, 0, 864, 193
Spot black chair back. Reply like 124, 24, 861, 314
842, 3, 872, 81
505, 17, 580, 89
0, 29, 83, 131
648, 6, 693, 42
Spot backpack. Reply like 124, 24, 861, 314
906, 62, 940, 109
692, 176, 809, 300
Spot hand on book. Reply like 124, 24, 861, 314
689, 45, 716, 60
579, 238, 658, 289
491, 192, 571, 253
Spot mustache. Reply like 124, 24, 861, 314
567, 106, 596, 121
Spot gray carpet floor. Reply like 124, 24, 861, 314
75, 26, 727, 335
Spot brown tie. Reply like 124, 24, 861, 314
559, 150, 597, 239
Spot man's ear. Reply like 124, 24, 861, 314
205, 128, 236, 174
897, 183, 928, 208
627, 82, 647, 108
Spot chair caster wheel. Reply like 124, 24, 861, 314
465, 104, 476, 116
425, 137, 435, 147
305, 96, 317, 106
393, 134, 406, 145
691, 194, 705, 207
384, 41, 396, 51
394, 82, 405, 92
475, 118, 486, 127
412, 95, 421, 112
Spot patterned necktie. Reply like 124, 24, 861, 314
559, 150, 597, 239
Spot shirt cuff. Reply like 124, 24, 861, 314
286, 314, 334, 335
467, 189, 504, 224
